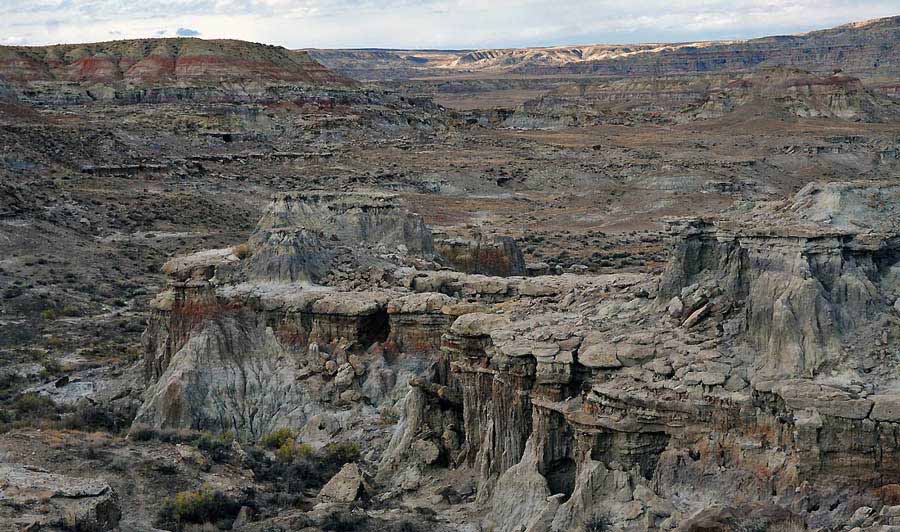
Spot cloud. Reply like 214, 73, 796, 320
176, 27, 201, 37
0, 36, 30, 45
0, 0, 896, 49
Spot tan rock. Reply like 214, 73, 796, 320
318, 463, 366, 503
450, 313, 510, 336
412, 439, 441, 465
579, 342, 622, 369
682, 303, 710, 329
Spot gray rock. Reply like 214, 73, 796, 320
0, 464, 121, 531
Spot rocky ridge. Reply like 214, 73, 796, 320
0, 38, 355, 104
310, 16, 900, 80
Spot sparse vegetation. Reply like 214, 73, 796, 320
244, 437, 360, 495
261, 427, 297, 450
321, 509, 368, 531
155, 488, 246, 530
10, 393, 59, 420
128, 425, 235, 462
322, 441, 361, 465
585, 514, 612, 532
275, 439, 314, 463
233, 242, 253, 259
59, 402, 132, 433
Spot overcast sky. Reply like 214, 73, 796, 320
1, 0, 898, 49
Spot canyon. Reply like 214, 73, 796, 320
1, 13, 900, 532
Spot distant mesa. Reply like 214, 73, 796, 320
309, 15, 900, 81
0, 37, 354, 88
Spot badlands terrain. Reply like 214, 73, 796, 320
1, 14, 900, 532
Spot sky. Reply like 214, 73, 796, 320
1, 0, 898, 50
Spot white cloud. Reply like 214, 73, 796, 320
0, 0, 896, 48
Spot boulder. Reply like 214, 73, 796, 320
871, 395, 900, 422
318, 463, 367, 503
0, 464, 121, 531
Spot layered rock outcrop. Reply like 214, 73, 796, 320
0, 38, 354, 104
312, 16, 900, 80
135, 182, 900, 530
684, 68, 900, 122
380, 181, 900, 530
0, 464, 121, 531
435, 233, 525, 277
136, 192, 443, 440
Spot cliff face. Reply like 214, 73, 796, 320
381, 182, 900, 530
136, 192, 441, 441
134, 182, 900, 530
502, 16, 900, 78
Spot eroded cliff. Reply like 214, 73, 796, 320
134, 182, 900, 530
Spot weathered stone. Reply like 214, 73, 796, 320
435, 233, 526, 277
871, 395, 900, 422
450, 312, 510, 336
0, 464, 121, 531
667, 296, 685, 318
318, 463, 367, 503
579, 342, 622, 368
682, 303, 710, 329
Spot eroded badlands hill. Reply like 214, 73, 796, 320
0, 38, 354, 104
0, 38, 351, 85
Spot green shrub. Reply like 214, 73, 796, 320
323, 441, 361, 465
155, 489, 243, 529
129, 424, 160, 442
261, 427, 296, 450
12, 393, 58, 420
585, 515, 612, 532
196, 431, 234, 463
321, 509, 367, 532
244, 447, 330, 494
41, 309, 57, 321
60, 305, 80, 317
39, 356, 62, 375
60, 403, 130, 433
130, 426, 234, 461
275, 440, 314, 463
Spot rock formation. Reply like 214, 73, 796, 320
134, 177, 900, 530
0, 38, 354, 104
684, 68, 900, 122
311, 15, 900, 80
379, 181, 900, 530
0, 464, 121, 531
135, 191, 441, 440
435, 232, 526, 277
